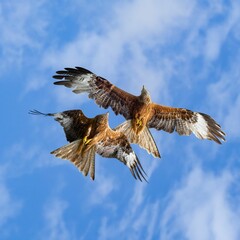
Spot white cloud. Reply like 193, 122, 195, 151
41, 0, 196, 103
206, 56, 240, 140
0, 0, 48, 71
0, 1, 238, 240
0, 1, 47, 46
22, 75, 48, 98
97, 154, 160, 240
40, 198, 73, 240
99, 200, 161, 240
112, 0, 194, 42
133, 201, 160, 240
39, 0, 240, 111
160, 167, 240, 240
51, 87, 91, 109
204, 1, 240, 61
3, 142, 63, 178
224, 95, 240, 138
0, 183, 21, 227
0, 167, 22, 234
88, 161, 118, 206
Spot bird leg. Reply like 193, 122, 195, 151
83, 136, 92, 145
83, 125, 93, 145
75, 136, 93, 157
136, 118, 143, 127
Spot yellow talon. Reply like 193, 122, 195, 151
136, 118, 142, 127
83, 136, 92, 145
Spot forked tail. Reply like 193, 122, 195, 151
115, 120, 161, 158
51, 140, 96, 180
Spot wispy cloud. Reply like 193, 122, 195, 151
0, 0, 49, 72
207, 54, 240, 140
87, 158, 119, 206
41, 0, 196, 102
40, 198, 74, 240
97, 156, 159, 240
39, 0, 240, 111
204, 1, 240, 61
224, 95, 240, 139
3, 141, 62, 179
0, 166, 22, 236
160, 167, 240, 240
3, 0, 239, 239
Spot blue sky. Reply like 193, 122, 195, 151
1, 0, 240, 239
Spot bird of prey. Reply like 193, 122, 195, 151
29, 109, 146, 181
53, 67, 226, 158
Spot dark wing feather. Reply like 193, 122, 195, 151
53, 67, 137, 119
148, 104, 225, 144
52, 110, 92, 142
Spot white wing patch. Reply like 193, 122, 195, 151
72, 73, 94, 94
191, 113, 209, 139
121, 150, 147, 182
125, 152, 136, 169
190, 113, 225, 143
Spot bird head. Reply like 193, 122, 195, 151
140, 85, 151, 104
96, 112, 109, 125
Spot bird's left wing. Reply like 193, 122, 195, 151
97, 132, 147, 182
53, 67, 137, 119
148, 104, 225, 144
51, 140, 96, 180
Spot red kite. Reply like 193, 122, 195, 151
53, 67, 225, 158
29, 109, 146, 181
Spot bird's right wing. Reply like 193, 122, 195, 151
53, 67, 137, 119
148, 104, 225, 144
97, 130, 147, 182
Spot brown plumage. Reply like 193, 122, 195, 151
53, 66, 226, 157
29, 109, 146, 181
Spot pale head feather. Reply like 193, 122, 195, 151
140, 85, 152, 104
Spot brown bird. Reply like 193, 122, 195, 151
29, 109, 146, 181
53, 67, 226, 158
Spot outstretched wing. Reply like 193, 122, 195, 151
96, 131, 147, 182
148, 104, 225, 144
51, 140, 96, 180
53, 67, 137, 119
29, 109, 91, 142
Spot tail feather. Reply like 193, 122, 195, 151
79, 149, 90, 173
51, 140, 96, 180
80, 147, 96, 178
115, 120, 161, 158
76, 146, 96, 180
51, 140, 80, 159
89, 152, 95, 180
87, 147, 95, 180
28, 109, 54, 117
